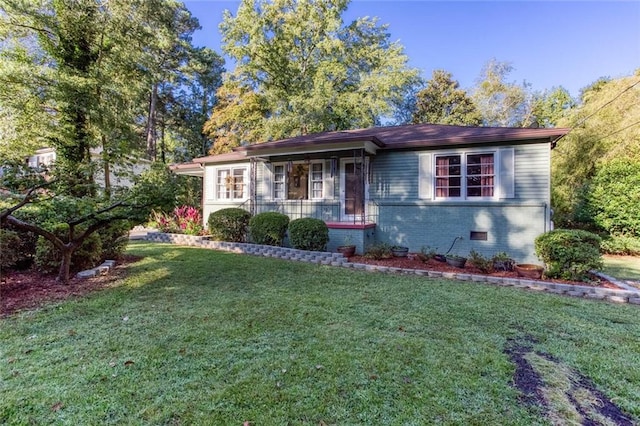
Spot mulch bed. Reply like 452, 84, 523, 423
347, 253, 622, 289
1, 255, 142, 318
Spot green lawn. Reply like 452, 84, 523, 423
1, 242, 639, 425
603, 255, 640, 281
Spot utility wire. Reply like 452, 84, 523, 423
552, 78, 640, 146
553, 119, 640, 158
588, 119, 640, 146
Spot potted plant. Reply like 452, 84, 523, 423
492, 252, 514, 272
514, 263, 544, 279
445, 254, 467, 268
391, 245, 409, 257
336, 235, 356, 257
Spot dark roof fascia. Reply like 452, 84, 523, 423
383, 135, 562, 151
191, 152, 249, 165
239, 134, 384, 152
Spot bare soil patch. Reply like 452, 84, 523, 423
1, 255, 142, 317
505, 336, 635, 425
348, 254, 622, 289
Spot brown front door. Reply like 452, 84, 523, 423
343, 161, 364, 219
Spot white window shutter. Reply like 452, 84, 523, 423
324, 160, 334, 199
263, 163, 273, 199
418, 153, 433, 199
204, 166, 214, 200
499, 148, 515, 198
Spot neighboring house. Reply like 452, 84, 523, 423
173, 123, 568, 263
24, 147, 151, 189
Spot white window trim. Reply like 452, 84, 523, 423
213, 165, 249, 201
270, 161, 326, 201
428, 148, 500, 201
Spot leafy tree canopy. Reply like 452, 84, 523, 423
551, 70, 640, 224
205, 0, 420, 152
411, 69, 481, 126
472, 59, 533, 127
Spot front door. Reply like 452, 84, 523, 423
341, 160, 366, 222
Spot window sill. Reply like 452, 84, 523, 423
325, 222, 376, 230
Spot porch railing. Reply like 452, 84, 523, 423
240, 199, 378, 225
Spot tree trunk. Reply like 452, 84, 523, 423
102, 135, 111, 198
146, 83, 158, 160
58, 247, 74, 284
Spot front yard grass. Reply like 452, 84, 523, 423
603, 255, 640, 281
1, 242, 639, 425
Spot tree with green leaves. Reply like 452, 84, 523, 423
1, 163, 180, 283
472, 59, 533, 127
551, 71, 640, 226
530, 86, 576, 128
205, 0, 420, 152
411, 70, 481, 126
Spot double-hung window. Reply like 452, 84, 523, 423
433, 152, 495, 200
272, 162, 324, 200
216, 167, 247, 200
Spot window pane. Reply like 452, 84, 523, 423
233, 168, 244, 199
435, 155, 461, 198
217, 169, 230, 199
467, 154, 494, 197
310, 163, 323, 199
273, 165, 284, 199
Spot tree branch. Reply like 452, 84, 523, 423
4, 215, 65, 251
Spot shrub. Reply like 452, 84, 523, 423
149, 205, 203, 235
0, 229, 22, 272
97, 220, 131, 260
0, 224, 37, 270
416, 246, 437, 262
34, 224, 103, 275
249, 212, 290, 246
288, 218, 329, 251
534, 229, 603, 281
468, 250, 493, 273
586, 158, 640, 237
600, 234, 640, 256
365, 242, 392, 260
150, 210, 178, 233
207, 208, 251, 242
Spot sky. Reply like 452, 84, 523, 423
184, 0, 640, 99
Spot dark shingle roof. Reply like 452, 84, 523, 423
240, 123, 568, 152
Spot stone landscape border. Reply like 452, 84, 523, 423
137, 232, 640, 305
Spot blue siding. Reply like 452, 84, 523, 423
369, 142, 551, 263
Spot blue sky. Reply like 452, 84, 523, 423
184, 0, 640, 98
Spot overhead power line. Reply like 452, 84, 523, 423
552, 78, 640, 146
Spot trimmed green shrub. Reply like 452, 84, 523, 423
288, 218, 329, 251
534, 229, 603, 281
34, 224, 103, 275
249, 212, 290, 246
207, 208, 252, 242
